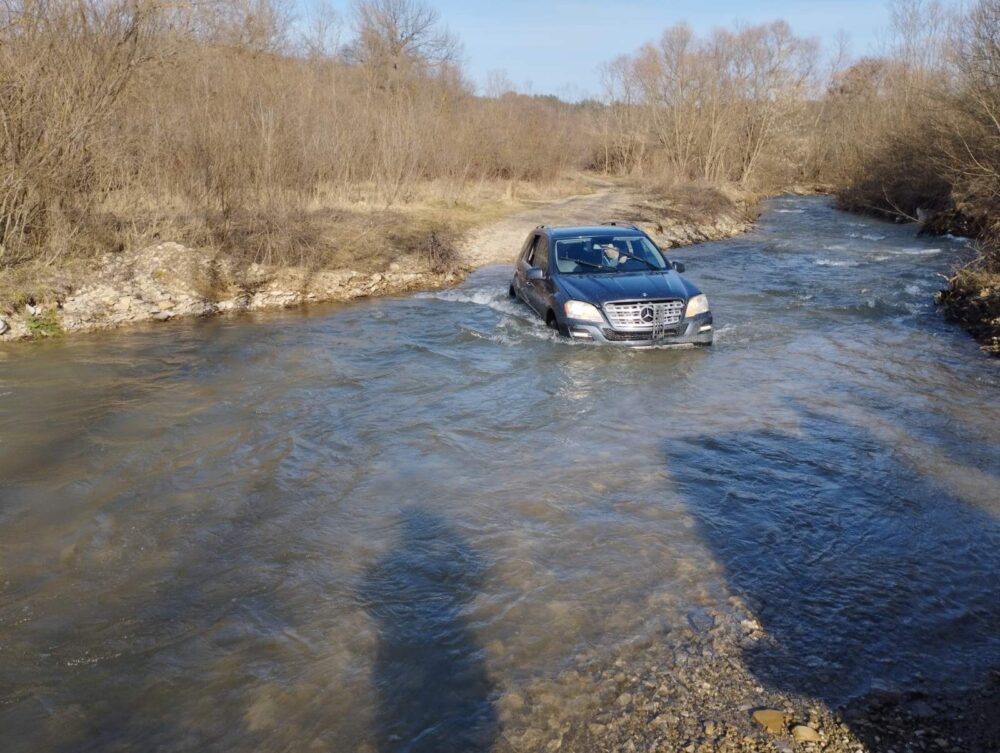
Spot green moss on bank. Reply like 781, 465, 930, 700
26, 309, 64, 339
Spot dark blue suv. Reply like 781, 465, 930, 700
509, 223, 713, 346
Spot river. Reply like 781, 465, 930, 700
1, 196, 998, 752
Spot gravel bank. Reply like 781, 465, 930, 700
493, 602, 999, 753
0, 184, 754, 342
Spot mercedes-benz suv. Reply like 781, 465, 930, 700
509, 223, 713, 346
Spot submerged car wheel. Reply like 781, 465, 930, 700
509, 284, 516, 299
546, 310, 570, 337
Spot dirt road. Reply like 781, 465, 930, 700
459, 180, 753, 270
459, 180, 641, 268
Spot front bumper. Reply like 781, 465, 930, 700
565, 312, 714, 347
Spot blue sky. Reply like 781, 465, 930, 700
314, 1, 960, 98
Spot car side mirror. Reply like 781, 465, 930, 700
527, 267, 546, 281
671, 261, 686, 273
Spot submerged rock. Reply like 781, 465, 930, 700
752, 709, 787, 734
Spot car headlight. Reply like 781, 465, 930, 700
564, 300, 604, 323
685, 294, 710, 318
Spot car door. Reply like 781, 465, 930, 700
515, 233, 541, 310
520, 234, 552, 314
527, 235, 553, 314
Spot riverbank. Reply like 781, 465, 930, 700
496, 598, 1000, 753
0, 179, 755, 342
836, 195, 1000, 357
935, 216, 1000, 356
937, 268, 1000, 356
911, 202, 1000, 356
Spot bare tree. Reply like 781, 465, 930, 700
948, 0, 1000, 205
599, 21, 818, 189
0, 0, 156, 264
299, 0, 342, 59
346, 0, 460, 81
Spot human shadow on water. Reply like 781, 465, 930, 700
360, 508, 497, 753
662, 407, 1000, 748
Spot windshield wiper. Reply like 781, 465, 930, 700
614, 250, 660, 271
567, 259, 609, 271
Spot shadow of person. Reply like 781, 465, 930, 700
662, 407, 1000, 749
360, 508, 496, 753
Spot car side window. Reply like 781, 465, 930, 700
523, 235, 538, 266
534, 236, 549, 272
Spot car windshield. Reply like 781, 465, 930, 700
553, 235, 669, 274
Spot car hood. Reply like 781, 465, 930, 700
558, 271, 698, 305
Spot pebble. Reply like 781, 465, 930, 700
752, 709, 787, 734
792, 725, 821, 742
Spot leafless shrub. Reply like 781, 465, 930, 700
0, 0, 595, 270
0, 0, 156, 265
944, 0, 1000, 213
595, 21, 819, 192
824, 0, 999, 268
413, 229, 459, 273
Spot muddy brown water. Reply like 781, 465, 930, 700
1, 196, 999, 752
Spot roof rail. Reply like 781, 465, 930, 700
601, 221, 640, 230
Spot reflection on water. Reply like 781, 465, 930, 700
1, 196, 999, 751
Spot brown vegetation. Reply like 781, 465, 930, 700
0, 0, 592, 283
596, 21, 819, 193
1, 0, 999, 348
816, 0, 999, 351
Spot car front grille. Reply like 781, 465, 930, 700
602, 328, 679, 341
603, 300, 685, 331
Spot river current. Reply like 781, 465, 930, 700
1, 196, 998, 752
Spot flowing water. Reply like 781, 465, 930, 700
1, 196, 999, 752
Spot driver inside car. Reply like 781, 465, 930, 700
600, 243, 626, 268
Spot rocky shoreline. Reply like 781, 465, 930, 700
0, 203, 754, 343
936, 272, 1000, 356
491, 602, 999, 753
0, 241, 467, 342
921, 204, 1000, 356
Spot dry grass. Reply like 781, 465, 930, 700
0, 0, 593, 275
938, 265, 1000, 353
0, 180, 543, 313
624, 177, 756, 232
